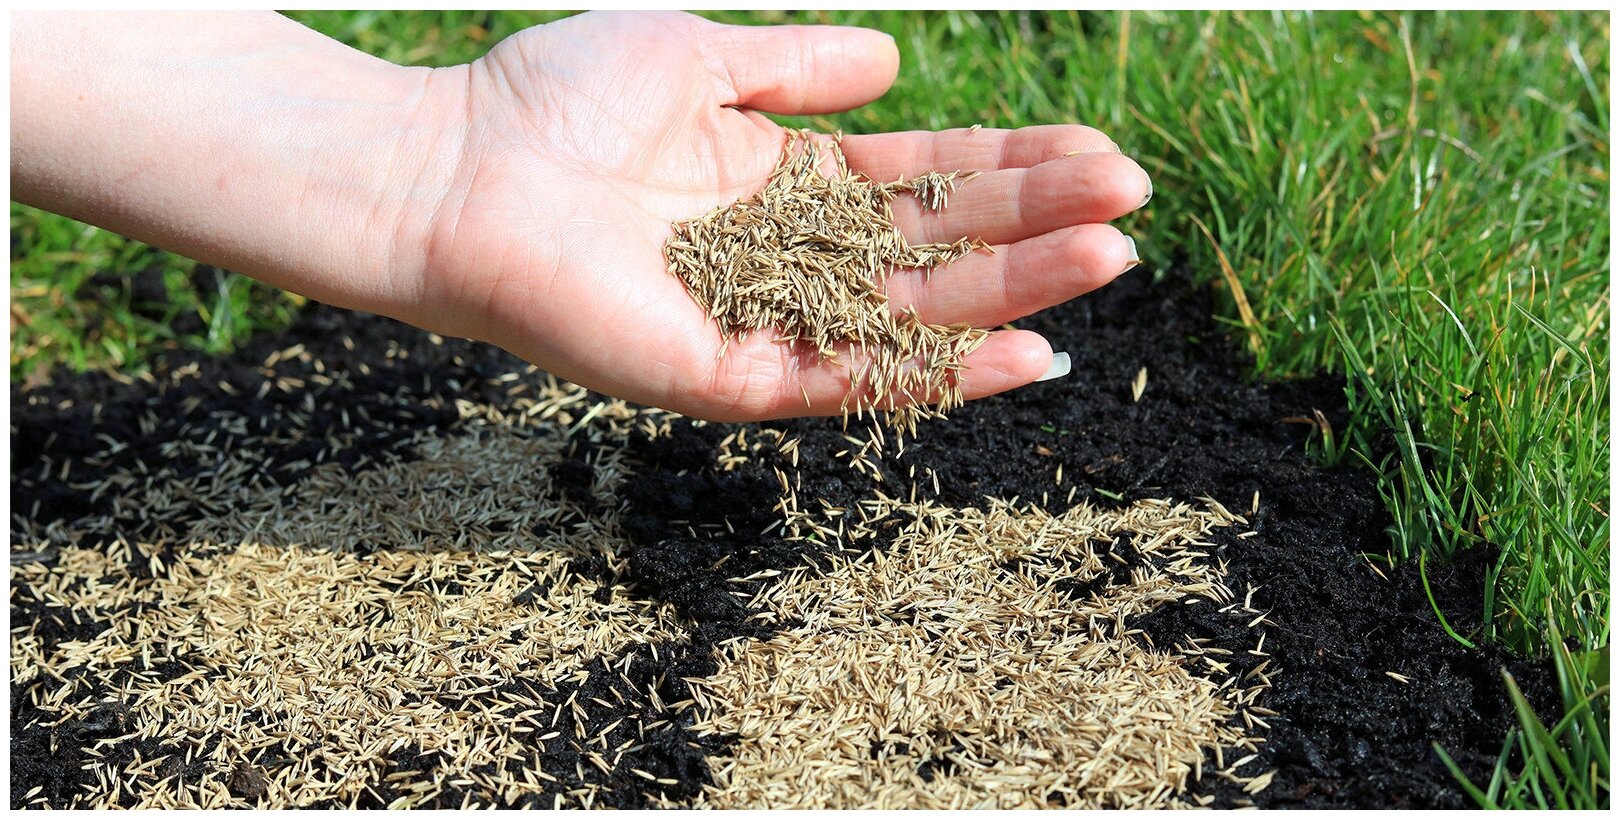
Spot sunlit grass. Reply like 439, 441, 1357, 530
8, 209, 302, 380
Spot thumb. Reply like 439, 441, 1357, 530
702, 20, 900, 115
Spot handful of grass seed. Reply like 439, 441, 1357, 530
664, 130, 989, 438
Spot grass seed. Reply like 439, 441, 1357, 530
665, 130, 990, 439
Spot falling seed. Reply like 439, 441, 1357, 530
1132, 367, 1149, 402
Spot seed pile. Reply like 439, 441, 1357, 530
683, 495, 1272, 809
664, 130, 990, 434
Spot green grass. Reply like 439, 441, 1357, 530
9, 210, 302, 381
1438, 628, 1611, 809
9, 10, 1608, 807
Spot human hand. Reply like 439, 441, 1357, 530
11, 11, 1148, 422
407, 12, 1150, 421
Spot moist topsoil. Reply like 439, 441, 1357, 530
10, 261, 1554, 809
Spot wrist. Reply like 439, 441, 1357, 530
332, 61, 474, 327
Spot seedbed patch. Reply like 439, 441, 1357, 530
10, 264, 1550, 808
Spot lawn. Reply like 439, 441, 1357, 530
9, 10, 1609, 807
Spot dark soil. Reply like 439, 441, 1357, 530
10, 261, 1554, 809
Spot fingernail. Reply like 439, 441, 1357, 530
1037, 352, 1071, 382
1122, 235, 1141, 274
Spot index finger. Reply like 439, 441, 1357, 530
838, 124, 1120, 180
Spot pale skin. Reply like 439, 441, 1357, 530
11, 11, 1150, 421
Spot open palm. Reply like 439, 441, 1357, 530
419, 12, 1149, 421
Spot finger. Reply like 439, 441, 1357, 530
884, 224, 1139, 327
841, 124, 1121, 180
889, 152, 1150, 246
697, 329, 1055, 421
954, 329, 1059, 401
703, 22, 899, 115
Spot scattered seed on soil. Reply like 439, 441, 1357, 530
688, 495, 1268, 809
